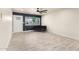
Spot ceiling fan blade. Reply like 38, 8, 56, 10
36, 8, 48, 14
39, 11, 47, 14
41, 10, 47, 12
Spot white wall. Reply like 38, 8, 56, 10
42, 8, 79, 40
0, 8, 12, 48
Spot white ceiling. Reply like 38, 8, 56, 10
12, 8, 59, 15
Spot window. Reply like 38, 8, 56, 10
25, 16, 40, 26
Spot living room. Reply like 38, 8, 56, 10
0, 8, 79, 51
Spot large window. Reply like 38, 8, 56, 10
25, 16, 40, 26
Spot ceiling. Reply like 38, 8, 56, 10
12, 8, 59, 15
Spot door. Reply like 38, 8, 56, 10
13, 15, 23, 32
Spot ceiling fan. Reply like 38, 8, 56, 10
36, 8, 48, 14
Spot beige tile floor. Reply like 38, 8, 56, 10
7, 32, 79, 51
